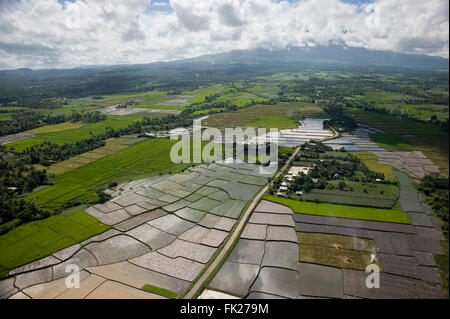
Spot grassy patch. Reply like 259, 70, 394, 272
279, 147, 295, 156
302, 189, 398, 209
142, 284, 178, 298
369, 133, 419, 151
265, 196, 410, 224
300, 245, 378, 271
0, 211, 109, 276
351, 152, 396, 181
245, 116, 299, 130
298, 233, 382, 271
27, 121, 85, 134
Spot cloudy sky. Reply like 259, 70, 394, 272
0, 0, 448, 69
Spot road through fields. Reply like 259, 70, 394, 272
184, 146, 301, 299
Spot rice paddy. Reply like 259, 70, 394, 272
298, 233, 382, 271
302, 189, 398, 209
0, 211, 110, 278
1, 161, 271, 298
264, 196, 411, 224
369, 133, 420, 151
27, 121, 85, 134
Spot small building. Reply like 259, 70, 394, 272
285, 175, 294, 181
279, 186, 288, 192
289, 166, 313, 176
296, 191, 303, 195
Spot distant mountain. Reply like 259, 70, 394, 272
0, 45, 447, 98
184, 45, 449, 70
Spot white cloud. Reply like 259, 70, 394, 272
0, 0, 447, 69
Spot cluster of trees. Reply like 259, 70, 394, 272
0, 154, 48, 193
1, 112, 66, 136
15, 97, 63, 109
0, 196, 50, 234
204, 93, 222, 103
417, 174, 449, 240
271, 142, 391, 195
69, 111, 107, 123
0, 149, 50, 230
20, 139, 106, 166
322, 103, 357, 132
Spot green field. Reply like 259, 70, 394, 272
0, 211, 110, 278
8, 116, 140, 152
0, 113, 12, 121
26, 138, 193, 208
205, 102, 324, 128
369, 133, 420, 151
302, 189, 398, 209
351, 152, 396, 181
142, 284, 178, 298
185, 86, 228, 104
245, 116, 300, 130
265, 196, 410, 224
279, 147, 295, 156
27, 121, 85, 134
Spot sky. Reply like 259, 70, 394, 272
0, 0, 448, 69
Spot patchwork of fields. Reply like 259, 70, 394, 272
0, 162, 271, 299
41, 136, 134, 175
351, 152, 396, 181
204, 102, 325, 129
347, 108, 449, 175
7, 116, 140, 152
0, 76, 448, 299
348, 91, 449, 121
206, 199, 445, 299
0, 211, 110, 279
26, 139, 192, 208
